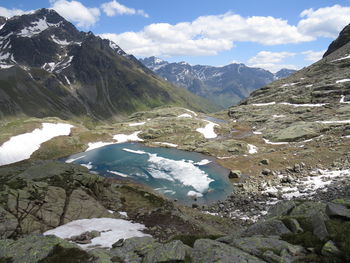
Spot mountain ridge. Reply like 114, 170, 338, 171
140, 56, 296, 108
0, 9, 217, 121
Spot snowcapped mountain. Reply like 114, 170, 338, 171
0, 9, 216, 120
140, 56, 296, 108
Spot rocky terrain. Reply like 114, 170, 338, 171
0, 9, 216, 121
140, 56, 296, 108
0, 9, 350, 263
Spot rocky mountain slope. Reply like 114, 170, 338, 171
140, 56, 296, 108
0, 9, 216, 121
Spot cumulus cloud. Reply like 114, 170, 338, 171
101, 0, 149, 18
99, 12, 312, 57
302, 50, 326, 62
99, 5, 350, 58
0, 7, 31, 18
50, 0, 100, 28
297, 5, 350, 38
247, 51, 298, 73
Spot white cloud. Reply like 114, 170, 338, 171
99, 5, 350, 58
302, 50, 325, 62
298, 5, 350, 38
99, 12, 312, 57
0, 7, 31, 18
247, 51, 298, 73
101, 0, 149, 18
50, 0, 100, 28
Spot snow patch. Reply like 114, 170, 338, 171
80, 162, 93, 170
128, 122, 145, 127
0, 123, 73, 166
177, 113, 192, 118
194, 159, 211, 166
316, 120, 350, 124
263, 138, 289, 145
336, 79, 350, 84
251, 102, 276, 106
65, 155, 86, 163
331, 54, 350, 62
340, 95, 350, 104
86, 142, 114, 152
154, 142, 178, 147
113, 131, 144, 143
196, 120, 219, 139
44, 218, 149, 249
247, 144, 258, 154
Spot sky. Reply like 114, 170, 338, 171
1, 0, 350, 72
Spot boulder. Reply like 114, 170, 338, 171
191, 239, 266, 263
143, 240, 191, 263
262, 168, 273, 176
0, 207, 18, 239
229, 236, 304, 260
228, 170, 241, 179
312, 213, 329, 241
260, 159, 270, 165
0, 234, 93, 263
321, 240, 342, 257
326, 203, 350, 220
267, 200, 297, 218
242, 219, 291, 237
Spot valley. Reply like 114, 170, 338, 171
0, 5, 350, 263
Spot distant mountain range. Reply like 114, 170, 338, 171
140, 57, 296, 108
0, 9, 216, 121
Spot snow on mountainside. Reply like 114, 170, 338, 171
140, 56, 296, 108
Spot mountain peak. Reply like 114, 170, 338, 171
323, 23, 350, 57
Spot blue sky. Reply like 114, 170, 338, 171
1, 0, 350, 72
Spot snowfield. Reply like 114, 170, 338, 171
196, 120, 219, 139
0, 123, 73, 166
44, 218, 149, 249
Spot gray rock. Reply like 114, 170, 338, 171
312, 213, 329, 241
326, 202, 350, 219
0, 207, 18, 239
229, 236, 304, 260
143, 240, 191, 263
0, 234, 92, 263
242, 219, 291, 237
191, 239, 266, 263
289, 201, 327, 218
260, 159, 270, 165
229, 170, 242, 179
110, 236, 160, 263
262, 169, 273, 176
288, 218, 303, 234
321, 240, 342, 257
267, 201, 297, 218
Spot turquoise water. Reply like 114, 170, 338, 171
64, 143, 233, 205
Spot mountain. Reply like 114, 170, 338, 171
140, 56, 296, 108
0, 9, 217, 121
242, 24, 350, 106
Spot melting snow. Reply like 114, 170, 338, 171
247, 144, 258, 154
128, 122, 145, 127
196, 120, 219, 139
332, 55, 350, 62
44, 218, 149, 249
336, 79, 350, 84
86, 142, 114, 152
187, 190, 203, 198
340, 95, 350, 104
65, 155, 86, 163
252, 102, 276, 106
18, 18, 62, 38
113, 131, 144, 143
178, 113, 192, 118
263, 138, 289, 145
316, 120, 350, 124
185, 109, 198, 116
154, 142, 178, 147
0, 123, 73, 166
